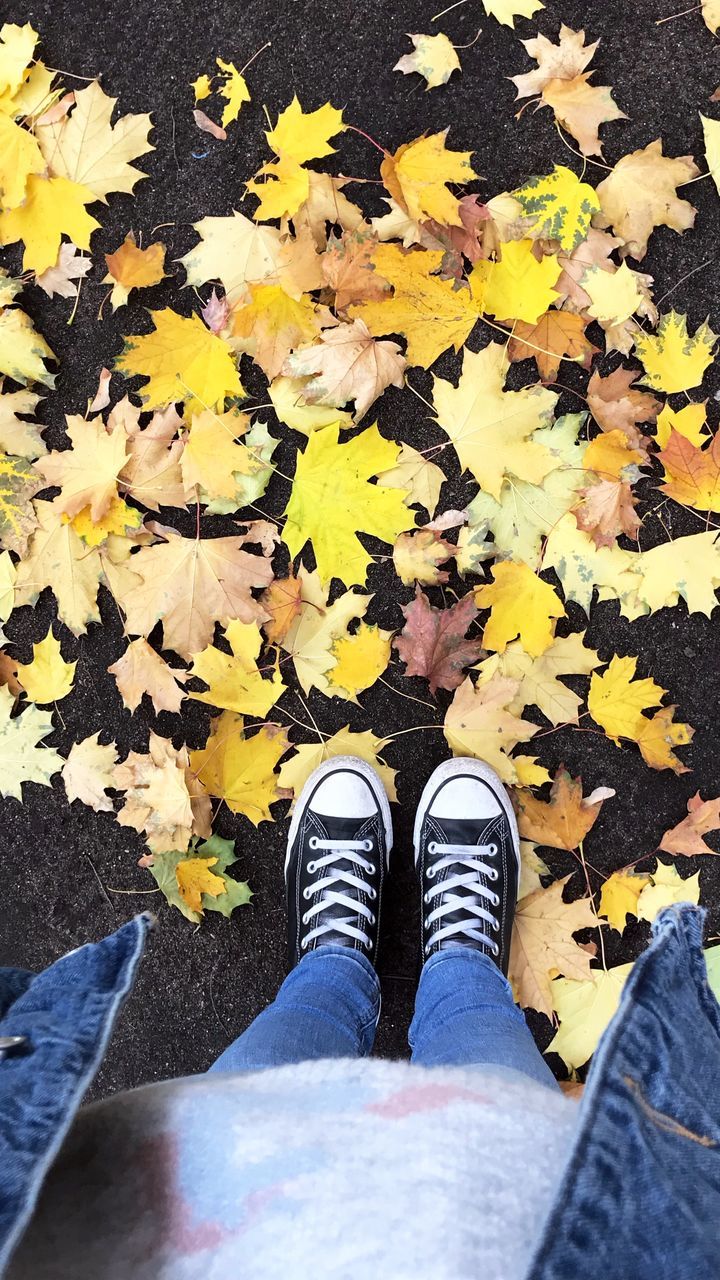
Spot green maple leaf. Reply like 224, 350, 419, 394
147, 833, 253, 924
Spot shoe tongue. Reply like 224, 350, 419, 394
307, 812, 369, 948
310, 812, 368, 842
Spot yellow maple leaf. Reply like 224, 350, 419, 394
636, 860, 700, 922
0, 114, 44, 209
14, 499, 104, 635
509, 875, 598, 1018
36, 79, 154, 201
175, 856, 227, 914
216, 57, 250, 127
232, 284, 320, 379
16, 626, 76, 703
108, 637, 187, 714
655, 401, 707, 451
268, 376, 353, 436
283, 422, 411, 587
0, 449, 41, 554
34, 414, 128, 521
548, 962, 633, 1069
634, 310, 717, 394
377, 443, 444, 516
277, 725, 397, 804
0, 22, 38, 99
265, 95, 345, 164
476, 631, 600, 725
180, 408, 252, 501
62, 732, 118, 812
432, 342, 557, 500
327, 622, 392, 702
513, 165, 600, 252
0, 174, 100, 274
482, 0, 544, 24
180, 211, 299, 305
393, 528, 454, 586
189, 619, 285, 716
115, 308, 244, 413
594, 140, 699, 261
190, 715, 290, 824
583, 427, 645, 481
599, 869, 652, 931
443, 673, 538, 784
103, 233, 166, 310
114, 732, 206, 853
191, 73, 212, 102
69, 495, 142, 546
381, 130, 477, 228
471, 239, 561, 324
278, 566, 371, 696
0, 305, 55, 388
583, 260, 642, 325
393, 33, 461, 91
588, 654, 693, 772
703, 0, 720, 32
541, 73, 626, 158
349, 242, 479, 368
475, 561, 564, 656
247, 154, 310, 221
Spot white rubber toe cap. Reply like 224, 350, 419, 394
310, 772, 378, 818
428, 775, 503, 820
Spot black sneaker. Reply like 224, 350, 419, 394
286, 756, 393, 969
413, 758, 520, 974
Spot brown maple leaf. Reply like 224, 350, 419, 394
422, 195, 495, 266
573, 477, 641, 548
114, 399, 189, 511
393, 586, 484, 694
283, 318, 406, 420
321, 228, 391, 311
513, 25, 600, 100
659, 792, 720, 856
515, 766, 612, 851
586, 368, 661, 451
659, 429, 720, 513
508, 310, 598, 382
260, 574, 304, 645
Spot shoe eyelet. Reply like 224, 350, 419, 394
488, 842, 498, 856
428, 840, 437, 854
365, 862, 376, 876
492, 893, 500, 907
489, 869, 498, 881
308, 836, 319, 850
302, 911, 310, 924
363, 838, 373, 852
303, 886, 312, 900
306, 860, 316, 875
492, 943, 500, 957
426, 866, 436, 880
424, 891, 430, 904
368, 887, 377, 900
424, 917, 429, 929
368, 912, 375, 925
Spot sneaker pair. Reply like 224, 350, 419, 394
286, 756, 520, 975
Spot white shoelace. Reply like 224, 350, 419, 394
424, 840, 500, 957
301, 835, 377, 950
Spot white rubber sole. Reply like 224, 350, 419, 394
412, 757, 521, 873
285, 755, 394, 876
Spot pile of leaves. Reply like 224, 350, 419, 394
2, 5, 720, 1076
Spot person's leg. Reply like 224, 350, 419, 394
411, 757, 559, 1090
210, 755, 393, 1074
409, 947, 558, 1088
209, 943, 380, 1072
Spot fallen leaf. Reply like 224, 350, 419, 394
34, 413, 128, 521
349, 242, 479, 369
232, 283, 321, 379
378, 443, 444, 516
471, 239, 561, 324
16, 626, 76, 703
475, 561, 565, 657
393, 527, 455, 586
36, 78, 153, 200
116, 401, 188, 511
284, 318, 405, 419
0, 683, 62, 800
189, 715, 290, 824
268, 374, 353, 435
583, 259, 642, 325
189, 619, 285, 715
277, 566, 371, 696
512, 24, 599, 99
121, 521, 275, 659
515, 766, 610, 851
114, 731, 208, 854
180, 407, 251, 502
176, 856, 226, 913
394, 586, 483, 694
13, 499, 107, 634
509, 875, 598, 1018
265, 94, 344, 164
147, 833, 252, 924
260, 574, 304, 645
394, 32, 460, 91
547, 962, 633, 1068
594, 141, 699, 261
443, 672, 538, 783
655, 401, 707, 451
277, 726, 397, 804
35, 241, 91, 298
116, 308, 243, 413
216, 57, 250, 128
659, 792, 720, 856
586, 367, 660, 449
588, 654, 693, 772
635, 310, 717, 393
0, 450, 41, 555
583, 429, 645, 480
659, 428, 720, 511
482, 0, 544, 26
636, 860, 701, 922
433, 342, 557, 500
381, 131, 477, 228
282, 422, 410, 587
513, 165, 600, 252
321, 228, 390, 311
103, 233, 166, 310
62, 733, 118, 812
574, 477, 640, 548
541, 73, 626, 157
703, 0, 720, 32
0, 305, 56, 388
599, 870, 651, 931
0, 388, 45, 459
475, 630, 601, 725
327, 621, 392, 702
0, 173, 100, 274
508, 309, 597, 383
89, 368, 112, 413
108, 637, 187, 714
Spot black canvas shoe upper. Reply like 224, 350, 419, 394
286, 759, 392, 970
414, 761, 520, 975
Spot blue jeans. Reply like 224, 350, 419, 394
209, 944, 558, 1089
